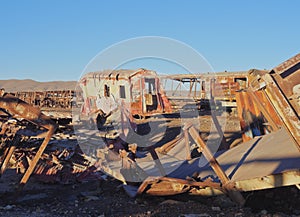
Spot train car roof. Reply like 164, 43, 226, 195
160, 71, 249, 80
81, 68, 158, 81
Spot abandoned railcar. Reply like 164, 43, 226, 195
162, 71, 249, 102
10, 90, 75, 109
79, 69, 172, 122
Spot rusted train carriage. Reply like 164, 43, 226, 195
79, 68, 172, 120
162, 71, 249, 109
210, 71, 248, 102
12, 90, 75, 109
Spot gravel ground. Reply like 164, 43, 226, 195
0, 171, 299, 217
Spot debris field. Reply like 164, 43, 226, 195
0, 53, 300, 216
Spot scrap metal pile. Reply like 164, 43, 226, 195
0, 93, 101, 187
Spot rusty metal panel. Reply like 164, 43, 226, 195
271, 54, 300, 115
273, 53, 300, 77
246, 53, 300, 149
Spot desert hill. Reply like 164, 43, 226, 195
0, 79, 77, 92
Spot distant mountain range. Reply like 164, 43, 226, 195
0, 79, 77, 92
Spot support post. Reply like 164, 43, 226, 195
149, 148, 166, 176
19, 126, 55, 186
187, 123, 245, 206
0, 134, 21, 175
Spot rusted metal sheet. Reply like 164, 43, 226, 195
235, 90, 282, 142
137, 176, 222, 196
273, 53, 300, 77
136, 129, 300, 197
244, 53, 300, 149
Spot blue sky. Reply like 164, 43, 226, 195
0, 0, 299, 81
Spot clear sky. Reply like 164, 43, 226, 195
0, 0, 299, 81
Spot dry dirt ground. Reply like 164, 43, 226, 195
0, 113, 299, 217
0, 171, 299, 217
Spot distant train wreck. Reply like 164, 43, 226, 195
9, 90, 76, 109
